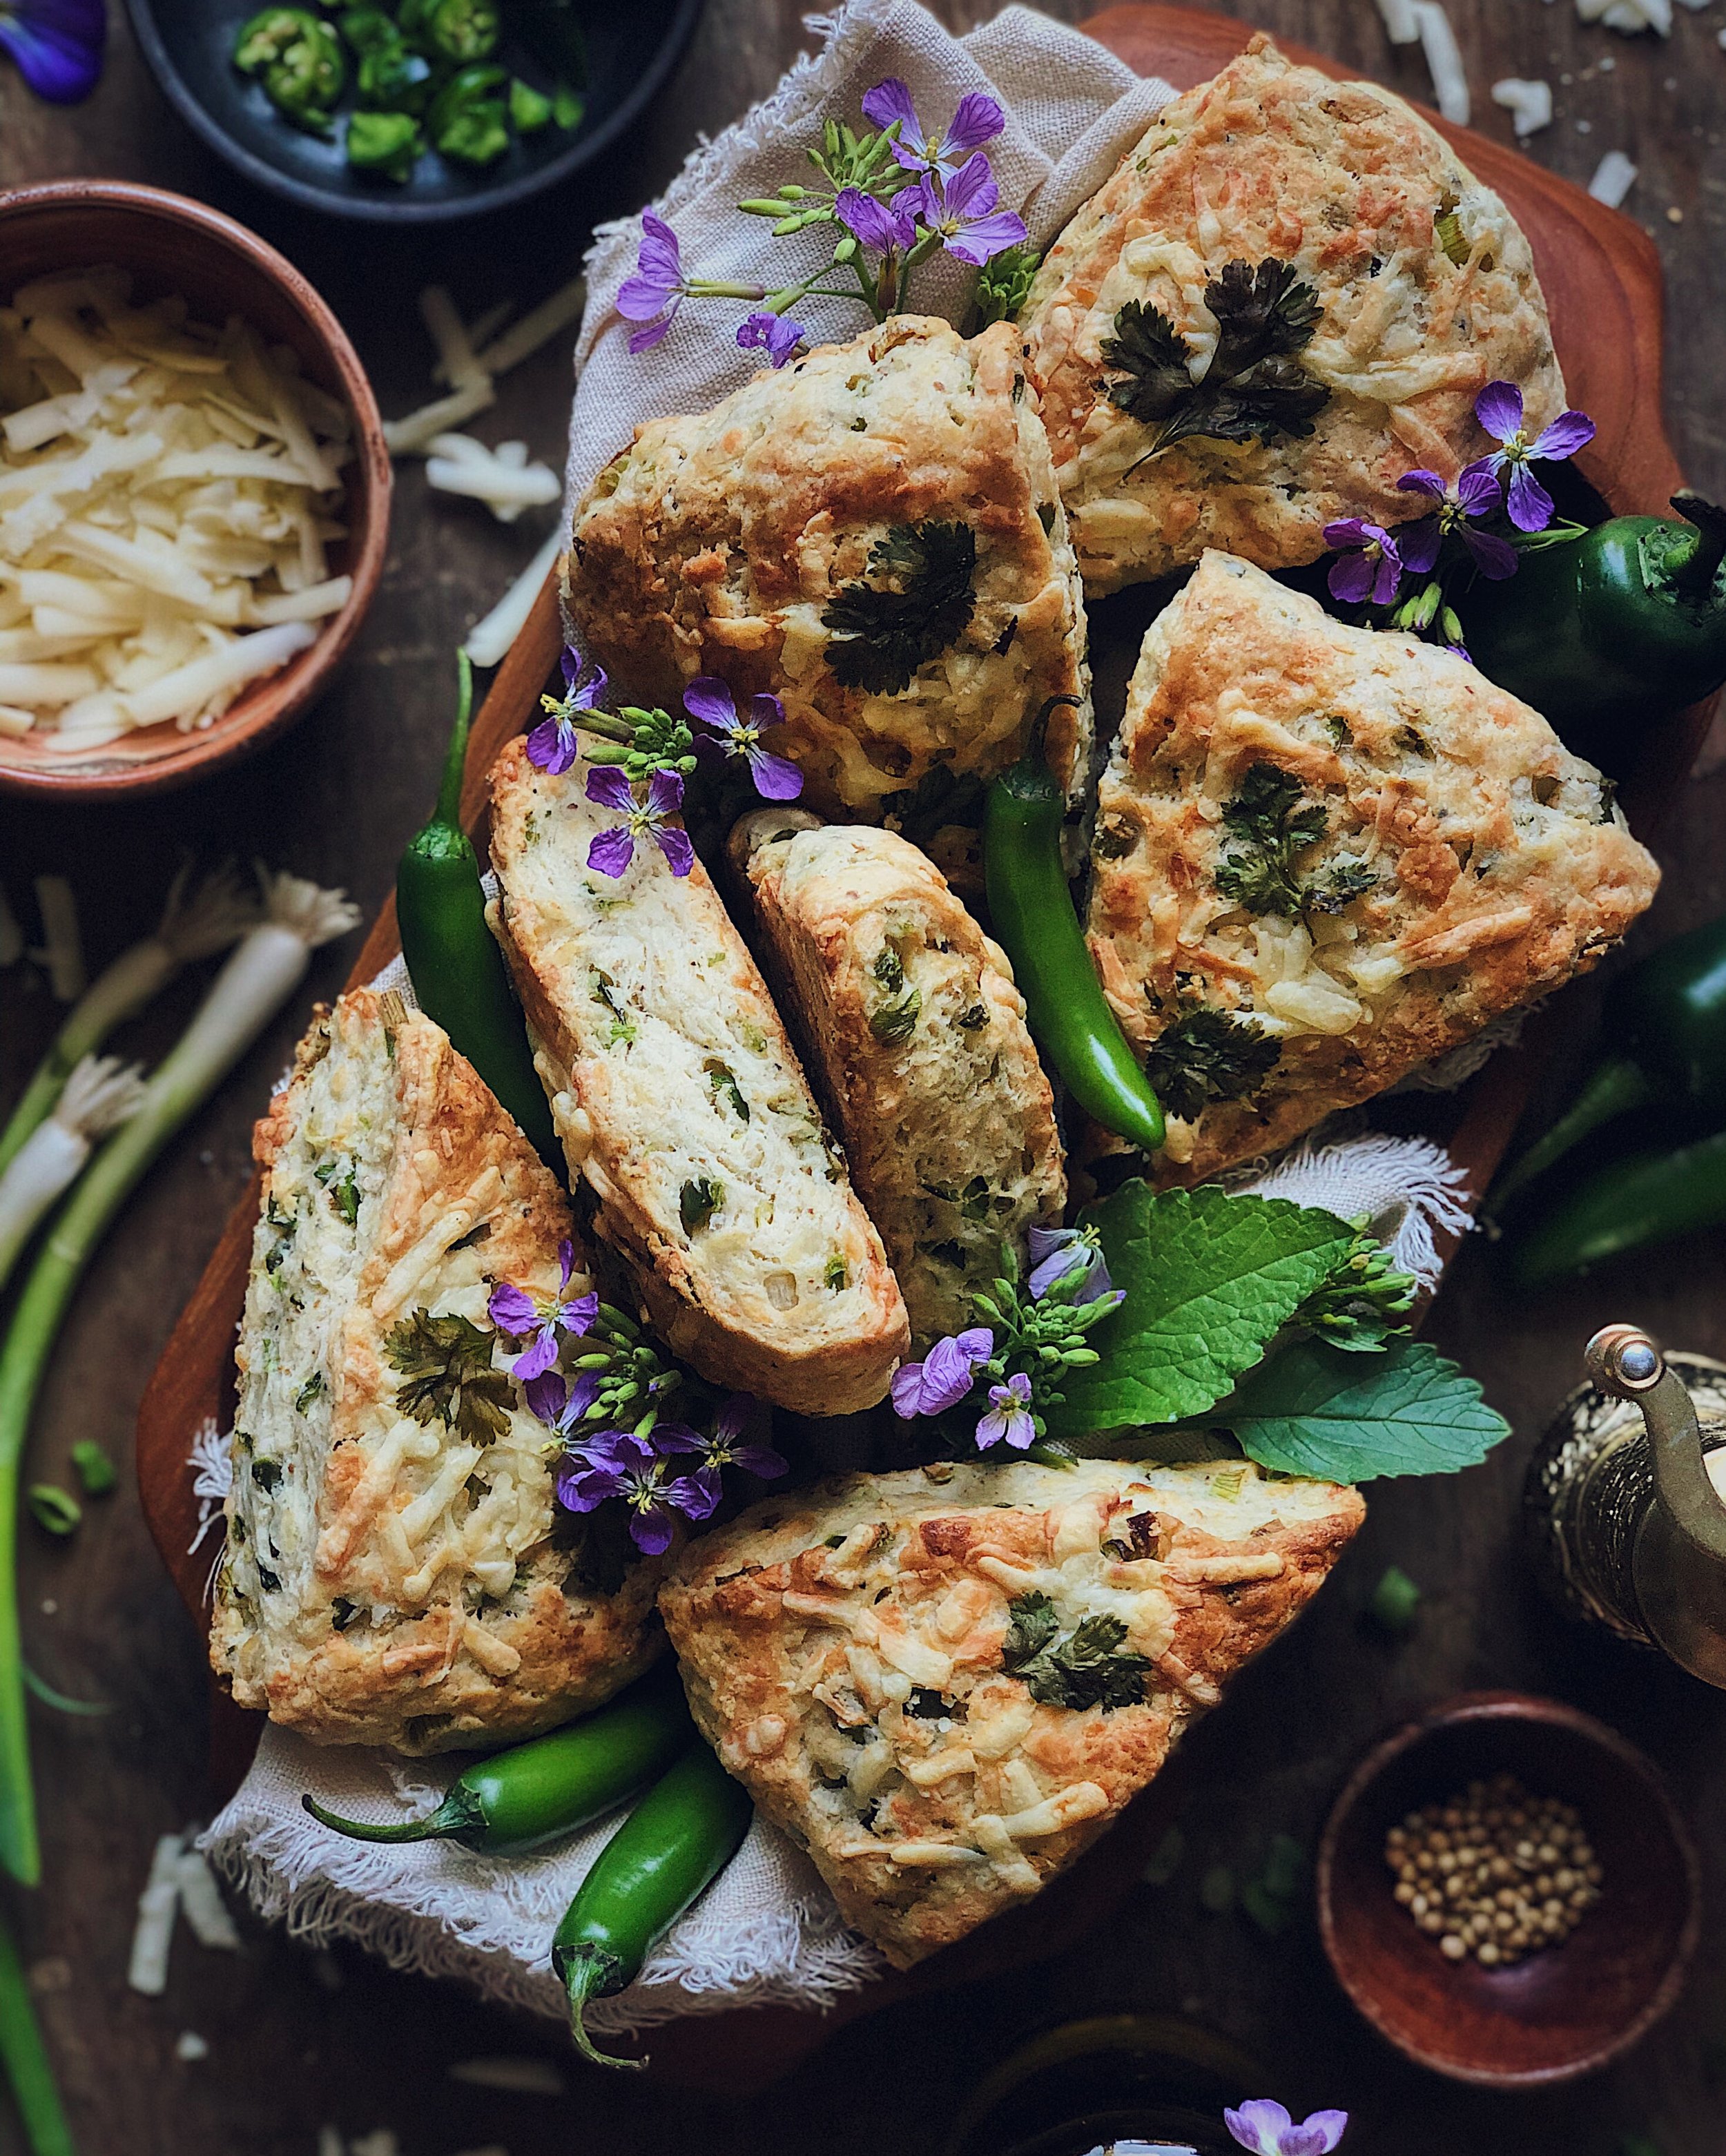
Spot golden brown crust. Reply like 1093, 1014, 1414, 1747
215, 989, 663, 1752
487, 740, 909, 1413
567, 315, 1092, 817
660, 1460, 1363, 1966
1084, 553, 1659, 1184
734, 813, 1065, 1346
1019, 36, 1565, 592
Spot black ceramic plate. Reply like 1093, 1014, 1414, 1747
124, 0, 706, 223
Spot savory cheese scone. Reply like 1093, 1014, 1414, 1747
1087, 553, 1659, 1184
488, 739, 908, 1413
1018, 35, 1566, 592
731, 810, 1065, 1346
211, 989, 663, 1753
661, 1459, 1363, 1967
567, 315, 1092, 817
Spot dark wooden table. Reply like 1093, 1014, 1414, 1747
2, 4, 1725, 2152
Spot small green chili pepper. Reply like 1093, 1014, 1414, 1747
984, 719, 1165, 1155
508, 77, 552, 132
428, 61, 510, 165
336, 6, 397, 56
356, 33, 434, 114
422, 0, 502, 64
347, 110, 423, 182
1489, 909, 1726, 1217
1465, 492, 1726, 755
396, 654, 561, 1168
69, 1441, 115, 1497
302, 1673, 690, 1852
25, 1487, 79, 1537
1509, 1125, 1726, 1286
551, 81, 583, 130
232, 8, 347, 133
552, 1742, 753, 2069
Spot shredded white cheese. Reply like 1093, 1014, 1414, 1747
424, 434, 560, 525
174, 2031, 209, 2061
1578, 0, 1673, 30
0, 269, 352, 743
464, 524, 563, 668
31, 874, 83, 1000
173, 1846, 243, 1950
127, 1832, 184, 1996
1491, 77, 1555, 137
1589, 149, 1640, 206
1411, 1, 1471, 123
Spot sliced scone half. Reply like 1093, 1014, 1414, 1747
731, 810, 1065, 1346
488, 739, 908, 1413
1086, 552, 1659, 1184
568, 315, 1092, 818
211, 988, 663, 1753
661, 1459, 1363, 1968
1018, 35, 1567, 592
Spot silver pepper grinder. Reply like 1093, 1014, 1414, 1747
1525, 1326, 1726, 1687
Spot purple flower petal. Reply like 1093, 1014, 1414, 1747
837, 186, 913, 252
628, 1503, 677, 1555
711, 1395, 754, 1443
733, 1441, 788, 1480
625, 315, 674, 357
683, 676, 738, 732
1506, 461, 1555, 534
646, 766, 686, 818
1474, 379, 1524, 442
945, 90, 1005, 158
916, 1327, 993, 1414
650, 1421, 706, 1457
561, 1290, 599, 1337
1397, 518, 1442, 576
891, 1361, 929, 1419
556, 1240, 576, 1290
1368, 547, 1402, 606
1224, 2101, 1293, 2155
556, 1460, 623, 1513
666, 1472, 720, 1522
585, 764, 636, 812
526, 713, 577, 775
587, 826, 635, 878
1531, 408, 1596, 462
559, 647, 580, 690
861, 76, 921, 147
0, 0, 106, 103
1462, 525, 1519, 579
1395, 468, 1446, 502
487, 1281, 538, 1334
524, 1370, 568, 1425
1297, 2113, 1348, 2153
748, 747, 805, 802
1326, 552, 1375, 605
940, 150, 998, 224
511, 1327, 560, 1383
749, 692, 786, 732
1457, 463, 1504, 517
942, 210, 1029, 266
634, 211, 681, 284
656, 824, 695, 879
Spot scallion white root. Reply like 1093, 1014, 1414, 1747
0, 866, 358, 1884
464, 525, 563, 669
30, 877, 83, 1002
0, 1058, 146, 1292
0, 862, 257, 1177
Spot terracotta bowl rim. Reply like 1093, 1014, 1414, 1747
1315, 1688, 1702, 2089
0, 177, 391, 803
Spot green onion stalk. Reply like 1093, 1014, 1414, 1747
0, 868, 358, 1885
0, 864, 255, 1179
0, 1900, 72, 2156
0, 1060, 146, 1297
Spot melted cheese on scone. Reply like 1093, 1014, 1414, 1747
1019, 36, 1566, 592
734, 812, 1065, 1346
568, 315, 1092, 815
488, 740, 909, 1412
1085, 552, 1658, 1183
211, 989, 663, 1753
660, 1460, 1363, 1967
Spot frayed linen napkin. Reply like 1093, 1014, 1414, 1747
201, 2, 1482, 2033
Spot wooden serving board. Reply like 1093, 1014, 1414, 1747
135, 2, 1715, 2088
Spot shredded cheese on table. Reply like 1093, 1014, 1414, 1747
0, 268, 352, 747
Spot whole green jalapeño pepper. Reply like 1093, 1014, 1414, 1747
1488, 909, 1726, 1216
984, 721, 1166, 1156
1465, 492, 1726, 740
396, 654, 561, 1168
233, 8, 347, 132
1510, 1127, 1726, 1288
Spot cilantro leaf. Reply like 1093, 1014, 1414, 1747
1002, 1591, 1152, 1711
822, 523, 978, 695
1099, 256, 1330, 458
1143, 1009, 1281, 1123
1214, 763, 1378, 921
1223, 1336, 1509, 1482
1045, 1183, 1356, 1439
384, 1310, 513, 1445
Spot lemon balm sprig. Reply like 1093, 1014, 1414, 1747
0, 866, 358, 1885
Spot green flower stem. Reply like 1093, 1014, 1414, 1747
0, 1904, 71, 2156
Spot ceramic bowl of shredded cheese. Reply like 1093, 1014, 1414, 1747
0, 179, 390, 798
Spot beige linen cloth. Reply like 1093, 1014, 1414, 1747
202, 1, 1477, 2034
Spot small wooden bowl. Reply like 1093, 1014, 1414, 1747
1317, 1691, 1700, 2088
0, 179, 391, 800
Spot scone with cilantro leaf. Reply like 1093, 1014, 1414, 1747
488, 739, 909, 1415
567, 314, 1092, 817
659, 1459, 1363, 1967
1018, 35, 1565, 592
732, 810, 1066, 1347
212, 989, 665, 1754
1085, 552, 1658, 1183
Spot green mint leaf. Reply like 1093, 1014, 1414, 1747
822, 521, 978, 695
1142, 1009, 1281, 1124
1047, 1183, 1355, 1439
1224, 1336, 1509, 1482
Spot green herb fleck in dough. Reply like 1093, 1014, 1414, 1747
251, 1458, 282, 1491
705, 1058, 750, 1122
680, 1177, 724, 1234
294, 1372, 324, 1412
824, 1256, 849, 1291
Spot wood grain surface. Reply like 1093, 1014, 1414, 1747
3, 5, 1726, 2154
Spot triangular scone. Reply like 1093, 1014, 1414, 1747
659, 1459, 1363, 1967
1086, 553, 1658, 1185
566, 315, 1093, 816
731, 811, 1065, 1348
211, 989, 663, 1752
1018, 35, 1565, 592
487, 740, 909, 1414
